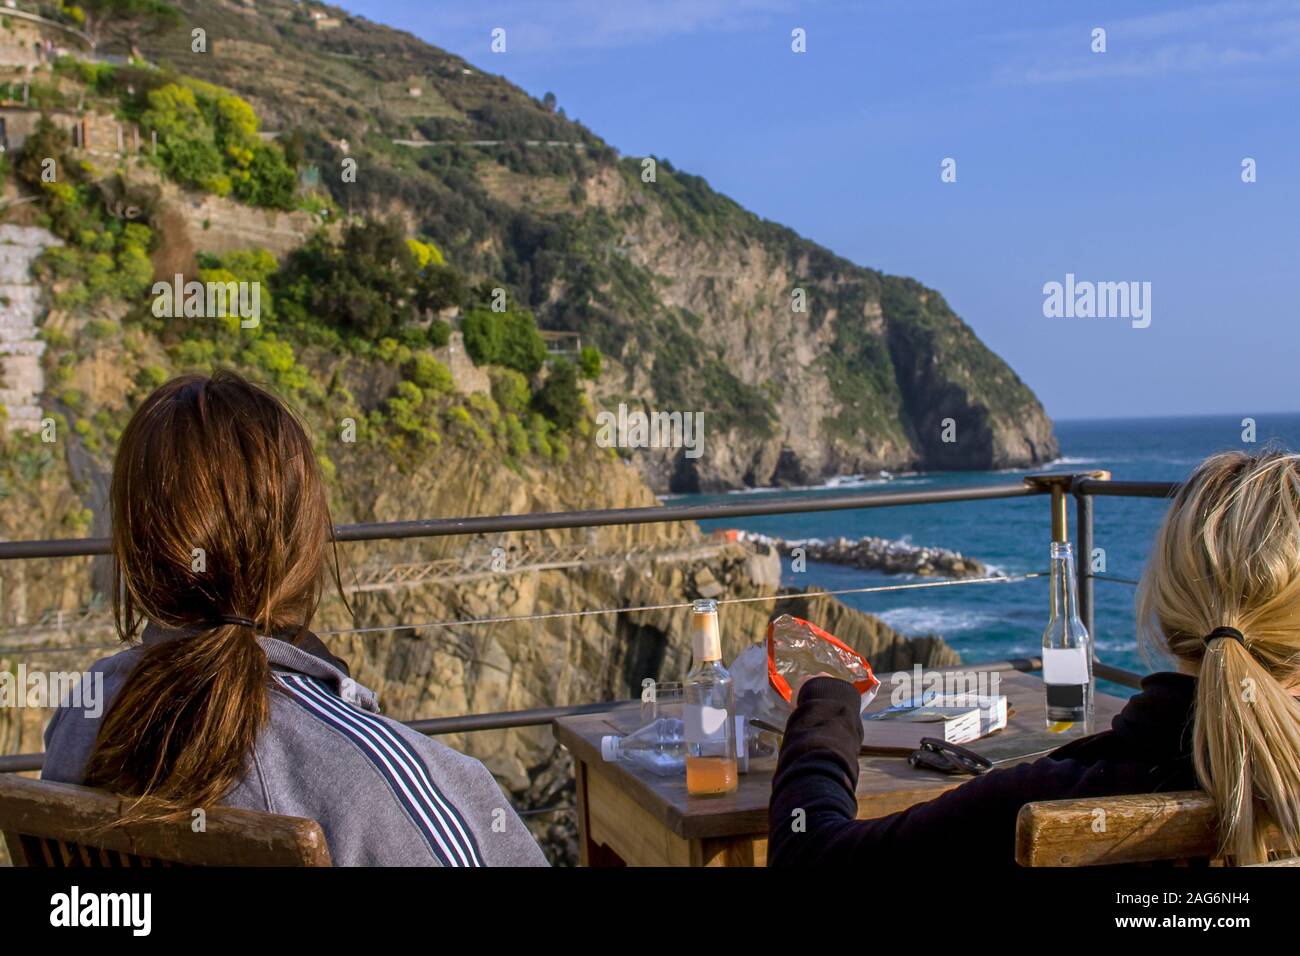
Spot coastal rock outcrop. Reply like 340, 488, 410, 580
736, 530, 989, 578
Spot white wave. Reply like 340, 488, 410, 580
724, 477, 886, 495
994, 456, 1098, 475
875, 606, 998, 636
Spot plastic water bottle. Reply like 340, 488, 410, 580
600, 718, 686, 777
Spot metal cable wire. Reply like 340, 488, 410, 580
1087, 573, 1141, 586
0, 571, 1044, 656
314, 571, 1043, 638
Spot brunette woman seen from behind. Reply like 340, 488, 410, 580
769, 450, 1300, 867
42, 371, 547, 866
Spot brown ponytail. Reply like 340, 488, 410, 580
85, 371, 336, 822
85, 623, 271, 816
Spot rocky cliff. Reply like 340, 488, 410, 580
131, 0, 1059, 493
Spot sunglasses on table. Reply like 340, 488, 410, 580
907, 737, 994, 776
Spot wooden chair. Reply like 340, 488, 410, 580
0, 774, 332, 867
1016, 790, 1290, 866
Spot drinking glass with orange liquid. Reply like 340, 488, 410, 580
683, 599, 738, 797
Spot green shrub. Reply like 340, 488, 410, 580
41, 327, 72, 349
135, 364, 169, 393
140, 80, 295, 208
85, 318, 117, 340
278, 220, 423, 340
488, 367, 530, 414
503, 412, 529, 458
428, 319, 452, 348
531, 360, 584, 431
578, 345, 602, 379
236, 143, 296, 209
415, 265, 464, 313
526, 413, 553, 459
160, 135, 229, 194
375, 338, 412, 366
467, 392, 500, 426
461, 307, 547, 375
405, 353, 453, 393
446, 405, 490, 447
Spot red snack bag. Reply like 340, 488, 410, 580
766, 614, 880, 708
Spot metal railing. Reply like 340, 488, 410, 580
0, 472, 1178, 775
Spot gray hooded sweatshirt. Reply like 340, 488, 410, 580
42, 624, 549, 867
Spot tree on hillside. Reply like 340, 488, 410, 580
279, 219, 462, 342
531, 360, 583, 431
81, 0, 181, 59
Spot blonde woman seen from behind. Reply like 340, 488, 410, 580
1138, 449, 1300, 865
769, 449, 1300, 867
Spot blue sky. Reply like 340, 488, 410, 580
340, 1, 1300, 421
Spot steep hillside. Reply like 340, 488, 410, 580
133, 0, 1058, 492
0, 2, 1030, 864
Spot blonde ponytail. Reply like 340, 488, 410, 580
1137, 450, 1300, 864
1194, 634, 1300, 863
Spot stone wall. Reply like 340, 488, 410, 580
0, 12, 89, 69
0, 223, 58, 433
156, 179, 321, 259
0, 106, 134, 157
437, 330, 490, 396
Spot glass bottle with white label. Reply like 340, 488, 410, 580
683, 598, 738, 796
1041, 541, 1094, 733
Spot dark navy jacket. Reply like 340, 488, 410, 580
768, 673, 1198, 866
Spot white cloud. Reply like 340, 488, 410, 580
420, 0, 800, 55
996, 0, 1300, 85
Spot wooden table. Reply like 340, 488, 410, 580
553, 670, 1127, 867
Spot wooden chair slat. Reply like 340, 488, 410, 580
1016, 790, 1287, 866
0, 775, 332, 868
3, 830, 32, 866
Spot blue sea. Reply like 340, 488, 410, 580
673, 414, 1300, 690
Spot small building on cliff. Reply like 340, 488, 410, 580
0, 8, 92, 68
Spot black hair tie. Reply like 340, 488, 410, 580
214, 614, 257, 630
1205, 626, 1246, 647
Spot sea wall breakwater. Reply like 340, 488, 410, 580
734, 530, 990, 579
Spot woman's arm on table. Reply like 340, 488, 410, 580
767, 677, 1099, 867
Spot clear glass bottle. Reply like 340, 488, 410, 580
683, 598, 738, 796
1041, 541, 1094, 733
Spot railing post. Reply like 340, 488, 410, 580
1074, 484, 1095, 641
1070, 472, 1112, 648
1026, 472, 1113, 644
1024, 474, 1074, 545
